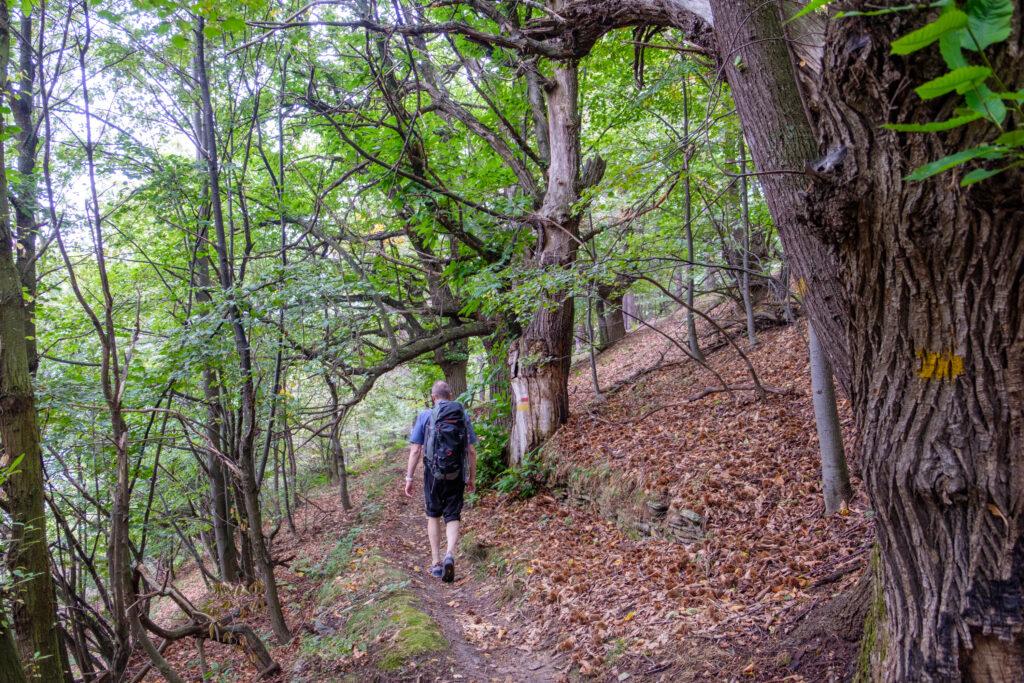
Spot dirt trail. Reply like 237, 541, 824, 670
373, 484, 560, 682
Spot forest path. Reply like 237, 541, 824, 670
372, 480, 560, 682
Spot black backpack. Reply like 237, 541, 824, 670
424, 400, 467, 481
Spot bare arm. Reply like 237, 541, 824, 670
404, 444, 423, 498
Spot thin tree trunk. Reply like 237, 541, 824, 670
325, 377, 353, 510
195, 20, 289, 644
191, 72, 241, 583
682, 76, 704, 362
739, 138, 756, 349
808, 322, 851, 515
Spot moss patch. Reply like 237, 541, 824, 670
345, 591, 448, 672
854, 547, 886, 683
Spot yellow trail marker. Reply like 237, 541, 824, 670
916, 350, 964, 379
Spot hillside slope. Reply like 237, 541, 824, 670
135, 313, 874, 682
466, 315, 874, 680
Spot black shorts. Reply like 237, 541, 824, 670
424, 467, 465, 523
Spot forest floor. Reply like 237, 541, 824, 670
138, 308, 874, 682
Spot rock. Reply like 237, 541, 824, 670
665, 508, 703, 543
312, 612, 346, 636
646, 500, 669, 518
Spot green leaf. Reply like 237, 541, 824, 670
883, 112, 982, 132
965, 85, 1007, 124
961, 0, 1013, 51
914, 65, 991, 99
904, 145, 999, 181
789, 0, 834, 21
170, 33, 190, 50
994, 130, 1024, 147
222, 16, 245, 32
891, 9, 968, 55
960, 166, 1006, 185
96, 9, 121, 22
203, 23, 222, 39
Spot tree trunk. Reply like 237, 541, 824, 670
682, 77, 704, 363
706, 0, 850, 395
0, 8, 67, 681
0, 610, 27, 683
189, 52, 240, 584
622, 292, 636, 331
708, 0, 1024, 677
808, 7, 1024, 679
331, 420, 352, 511
434, 339, 469, 400
598, 285, 626, 348
739, 138, 756, 349
808, 322, 851, 515
508, 58, 581, 465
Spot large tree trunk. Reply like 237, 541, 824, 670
434, 339, 469, 399
0, 609, 27, 683
508, 58, 581, 465
0, 8, 66, 681
709, 0, 1024, 677
807, 8, 1024, 679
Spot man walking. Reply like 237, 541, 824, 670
404, 380, 477, 582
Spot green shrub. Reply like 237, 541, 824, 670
493, 449, 549, 499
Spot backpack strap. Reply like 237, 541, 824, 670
425, 402, 442, 461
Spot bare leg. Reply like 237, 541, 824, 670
445, 520, 460, 558
427, 516, 442, 565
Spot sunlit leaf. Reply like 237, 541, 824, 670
904, 145, 999, 181
883, 112, 982, 132
891, 9, 968, 55
914, 66, 991, 100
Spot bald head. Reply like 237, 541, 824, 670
431, 380, 452, 400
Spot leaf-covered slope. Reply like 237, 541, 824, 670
469, 318, 874, 680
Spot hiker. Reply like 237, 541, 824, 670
404, 380, 478, 583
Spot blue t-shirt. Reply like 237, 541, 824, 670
409, 402, 478, 446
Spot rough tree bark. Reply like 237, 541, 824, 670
0, 611, 27, 683
508, 54, 583, 464
808, 7, 1024, 679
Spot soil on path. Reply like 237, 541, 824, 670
371, 480, 561, 683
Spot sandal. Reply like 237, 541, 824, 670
429, 562, 443, 578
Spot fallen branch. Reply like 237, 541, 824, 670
133, 565, 281, 678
